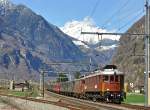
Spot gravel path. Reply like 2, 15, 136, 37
0, 96, 69, 110
0, 99, 18, 110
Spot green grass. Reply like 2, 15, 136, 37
8, 88, 39, 98
124, 93, 145, 104
8, 91, 32, 97
30, 88, 39, 97
0, 85, 40, 98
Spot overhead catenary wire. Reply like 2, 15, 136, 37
81, 0, 101, 45
101, 0, 130, 29
107, 8, 144, 30
117, 9, 144, 31
89, 0, 101, 17
105, 9, 144, 32
81, 31, 145, 36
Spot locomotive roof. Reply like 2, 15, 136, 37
81, 69, 123, 79
103, 65, 117, 69
57, 69, 123, 83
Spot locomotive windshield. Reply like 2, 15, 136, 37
103, 75, 120, 82
110, 75, 114, 82
103, 65, 117, 70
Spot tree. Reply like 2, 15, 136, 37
74, 72, 81, 79
57, 73, 68, 82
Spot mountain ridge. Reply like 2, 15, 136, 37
0, 0, 89, 80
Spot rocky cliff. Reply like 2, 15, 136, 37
112, 15, 145, 86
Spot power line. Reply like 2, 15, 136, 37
101, 0, 130, 28
106, 9, 144, 31
44, 62, 90, 66
107, 8, 144, 30
81, 31, 145, 36
117, 9, 144, 31
90, 0, 101, 17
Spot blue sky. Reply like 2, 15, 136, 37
11, 0, 145, 32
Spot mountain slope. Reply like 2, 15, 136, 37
112, 15, 145, 86
0, 0, 88, 80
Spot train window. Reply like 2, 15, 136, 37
104, 76, 109, 82
115, 75, 120, 82
82, 80, 85, 84
87, 78, 89, 84
115, 76, 118, 82
89, 78, 91, 83
110, 75, 114, 82
96, 76, 99, 82
94, 76, 97, 83
99, 76, 101, 82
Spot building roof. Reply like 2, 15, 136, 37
14, 83, 28, 88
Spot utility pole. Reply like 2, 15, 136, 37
89, 57, 92, 72
145, 0, 150, 107
40, 70, 44, 98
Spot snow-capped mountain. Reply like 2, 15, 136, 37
0, 0, 9, 4
61, 17, 120, 45
0, 0, 14, 8
61, 17, 120, 65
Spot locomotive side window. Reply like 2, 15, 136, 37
94, 76, 97, 83
89, 78, 91, 84
110, 75, 114, 82
104, 76, 109, 82
82, 80, 85, 84
96, 76, 99, 82
87, 78, 89, 84
115, 75, 120, 82
99, 76, 101, 82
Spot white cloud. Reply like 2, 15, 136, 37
60, 17, 120, 44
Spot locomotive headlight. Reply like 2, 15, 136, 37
84, 86, 87, 90
107, 89, 109, 91
117, 94, 120, 97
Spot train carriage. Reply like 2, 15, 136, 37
48, 82, 60, 93
60, 81, 75, 96
48, 65, 125, 104
73, 79, 85, 98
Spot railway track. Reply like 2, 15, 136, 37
46, 92, 118, 110
0, 92, 123, 110
0, 93, 114, 110
0, 92, 150, 110
46, 91, 150, 110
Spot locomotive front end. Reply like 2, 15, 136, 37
102, 65, 125, 103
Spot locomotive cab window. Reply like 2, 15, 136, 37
110, 75, 114, 82
103, 76, 109, 82
115, 75, 120, 82
81, 80, 85, 84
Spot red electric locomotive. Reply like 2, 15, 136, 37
48, 65, 125, 104
82, 65, 124, 103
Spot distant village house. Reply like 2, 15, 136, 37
10, 80, 30, 92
